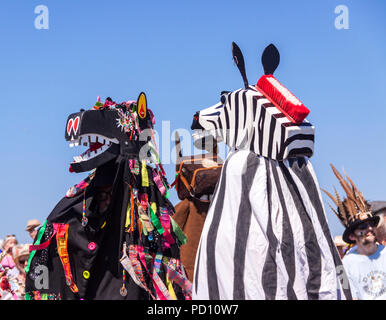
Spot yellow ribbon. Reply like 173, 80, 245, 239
141, 161, 149, 187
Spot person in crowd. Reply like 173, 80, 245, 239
12, 244, 30, 299
324, 165, 386, 300
370, 201, 386, 245
0, 237, 20, 300
25, 219, 41, 241
0, 235, 18, 271
334, 235, 349, 259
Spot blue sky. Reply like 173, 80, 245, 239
0, 0, 385, 244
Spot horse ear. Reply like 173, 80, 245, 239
232, 42, 249, 89
136, 92, 147, 119
261, 43, 280, 75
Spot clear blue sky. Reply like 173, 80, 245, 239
0, 0, 385, 244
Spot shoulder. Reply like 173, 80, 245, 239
342, 250, 360, 267
378, 245, 386, 257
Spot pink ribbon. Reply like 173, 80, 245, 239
159, 213, 175, 249
152, 170, 166, 195
29, 230, 57, 252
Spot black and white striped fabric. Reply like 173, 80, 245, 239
193, 86, 314, 161
193, 150, 352, 299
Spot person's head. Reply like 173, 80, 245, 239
370, 201, 386, 244
334, 236, 348, 259
347, 218, 379, 255
13, 244, 30, 274
95, 185, 112, 214
3, 235, 18, 254
92, 159, 117, 214
375, 212, 386, 244
324, 165, 380, 256
25, 219, 41, 241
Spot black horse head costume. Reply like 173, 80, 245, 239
25, 94, 192, 300
66, 93, 151, 173
191, 43, 352, 300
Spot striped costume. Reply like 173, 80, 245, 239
191, 43, 352, 300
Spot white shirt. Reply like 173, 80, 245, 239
342, 244, 386, 300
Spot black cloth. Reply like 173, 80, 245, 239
25, 156, 180, 300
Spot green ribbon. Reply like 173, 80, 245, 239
163, 181, 170, 199
25, 220, 47, 274
170, 217, 188, 245
148, 204, 165, 235
139, 215, 148, 236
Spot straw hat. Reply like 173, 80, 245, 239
14, 244, 30, 266
25, 219, 41, 232
334, 235, 347, 247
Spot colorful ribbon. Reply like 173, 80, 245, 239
149, 203, 165, 235
25, 220, 47, 274
170, 217, 188, 245
152, 169, 166, 196
55, 223, 79, 293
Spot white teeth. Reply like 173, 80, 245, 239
70, 134, 118, 163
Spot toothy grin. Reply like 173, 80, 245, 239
70, 134, 119, 163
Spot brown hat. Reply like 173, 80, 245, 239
370, 201, 386, 215
25, 219, 41, 231
323, 164, 379, 244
